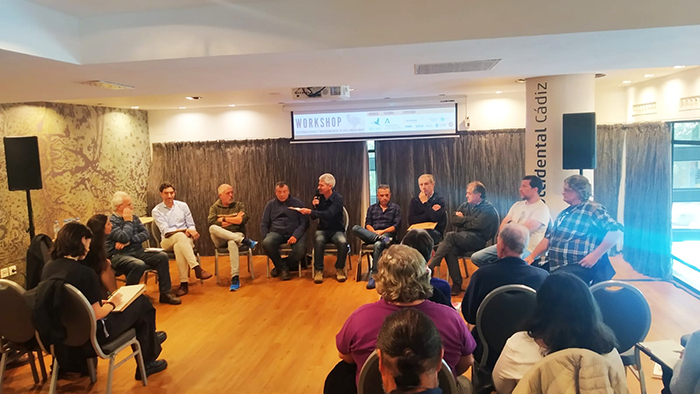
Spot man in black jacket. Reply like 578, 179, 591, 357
428, 181, 499, 296
407, 174, 446, 244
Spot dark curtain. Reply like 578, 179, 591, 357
147, 139, 366, 256
595, 124, 625, 222
375, 130, 525, 237
623, 122, 672, 279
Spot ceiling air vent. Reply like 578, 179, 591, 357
414, 59, 501, 75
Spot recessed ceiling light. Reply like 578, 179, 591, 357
515, 79, 526, 84
131, 106, 139, 109
674, 65, 686, 69
185, 96, 201, 100
228, 104, 236, 107
496, 91, 503, 94
644, 74, 654, 77
622, 80, 632, 84
179, 107, 186, 109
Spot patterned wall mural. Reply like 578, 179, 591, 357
0, 102, 150, 286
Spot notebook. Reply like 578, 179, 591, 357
108, 284, 146, 312
407, 222, 437, 230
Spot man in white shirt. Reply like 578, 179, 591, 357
152, 182, 212, 296
470, 176, 550, 267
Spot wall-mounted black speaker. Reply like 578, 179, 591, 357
562, 112, 596, 170
3, 136, 43, 191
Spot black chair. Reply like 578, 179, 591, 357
473, 284, 537, 394
0, 279, 47, 392
311, 207, 352, 277
590, 280, 651, 394
37, 284, 148, 394
357, 349, 458, 394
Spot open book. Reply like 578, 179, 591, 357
108, 284, 146, 312
407, 222, 437, 231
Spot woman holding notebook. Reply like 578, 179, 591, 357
41, 222, 169, 380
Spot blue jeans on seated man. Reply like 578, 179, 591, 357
314, 230, 348, 271
470, 244, 530, 267
111, 249, 173, 295
262, 232, 307, 271
351, 225, 394, 274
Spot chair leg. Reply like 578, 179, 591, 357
248, 249, 255, 280
1, 351, 7, 394
215, 251, 220, 285
37, 350, 47, 381
266, 256, 271, 278
635, 346, 647, 394
49, 356, 59, 394
311, 250, 315, 278
27, 350, 39, 384
87, 357, 97, 384
134, 341, 148, 386
197, 254, 203, 284
106, 356, 115, 394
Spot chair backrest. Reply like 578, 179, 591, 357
476, 284, 538, 370
59, 284, 105, 357
0, 279, 36, 344
358, 349, 458, 394
590, 280, 651, 353
150, 223, 163, 248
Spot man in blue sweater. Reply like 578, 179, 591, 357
261, 182, 309, 281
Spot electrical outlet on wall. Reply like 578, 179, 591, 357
8, 265, 17, 275
0, 268, 8, 278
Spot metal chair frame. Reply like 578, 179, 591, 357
358, 349, 458, 394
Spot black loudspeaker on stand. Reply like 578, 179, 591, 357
562, 112, 597, 175
3, 136, 43, 240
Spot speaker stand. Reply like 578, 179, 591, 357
578, 169, 583, 175
25, 190, 36, 240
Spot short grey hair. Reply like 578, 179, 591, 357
564, 175, 592, 201
111, 191, 130, 211
375, 245, 433, 303
319, 173, 336, 188
499, 223, 530, 255
377, 184, 391, 192
418, 174, 435, 184
218, 183, 232, 196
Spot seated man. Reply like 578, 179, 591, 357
470, 176, 550, 267
107, 191, 181, 305
153, 182, 212, 297
377, 308, 445, 394
299, 173, 348, 284
401, 229, 453, 307
351, 184, 401, 289
408, 174, 446, 244
261, 181, 309, 281
429, 181, 499, 296
208, 183, 257, 292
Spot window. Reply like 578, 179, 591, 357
671, 121, 700, 291
368, 140, 377, 204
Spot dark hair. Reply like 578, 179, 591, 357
275, 181, 288, 189
401, 229, 434, 262
527, 273, 618, 355
84, 214, 109, 274
523, 175, 544, 193
469, 181, 487, 199
51, 222, 93, 260
159, 182, 175, 193
377, 308, 442, 392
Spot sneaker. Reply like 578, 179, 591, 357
336, 268, 347, 283
159, 293, 182, 305
280, 269, 291, 281
175, 283, 188, 297
230, 276, 240, 291
450, 283, 463, 296
135, 359, 168, 381
313, 270, 324, 284
380, 236, 391, 246
156, 331, 167, 345
270, 267, 279, 278
366, 277, 376, 289
243, 238, 258, 250
194, 266, 212, 280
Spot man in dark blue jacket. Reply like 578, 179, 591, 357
261, 182, 309, 281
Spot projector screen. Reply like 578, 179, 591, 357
291, 104, 457, 141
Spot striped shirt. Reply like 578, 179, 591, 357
545, 200, 622, 270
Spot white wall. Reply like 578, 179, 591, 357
467, 93, 526, 130
626, 67, 700, 123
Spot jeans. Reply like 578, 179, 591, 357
470, 244, 531, 267
430, 231, 485, 287
351, 225, 394, 274
209, 225, 245, 277
111, 248, 172, 295
99, 295, 161, 364
314, 230, 348, 271
262, 232, 307, 271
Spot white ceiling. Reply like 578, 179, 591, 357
2, 0, 700, 110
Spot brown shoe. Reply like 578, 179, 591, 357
313, 270, 324, 284
194, 266, 212, 280
159, 293, 182, 305
176, 283, 188, 296
336, 268, 347, 283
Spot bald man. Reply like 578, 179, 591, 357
208, 183, 258, 292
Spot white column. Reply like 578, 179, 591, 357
525, 74, 595, 216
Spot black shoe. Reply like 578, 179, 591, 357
159, 293, 182, 305
366, 277, 376, 289
156, 331, 167, 345
450, 283, 463, 296
175, 283, 188, 297
135, 359, 168, 381
280, 269, 292, 281
270, 267, 279, 278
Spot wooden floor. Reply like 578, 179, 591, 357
3, 255, 700, 393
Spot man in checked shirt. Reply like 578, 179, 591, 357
526, 175, 623, 285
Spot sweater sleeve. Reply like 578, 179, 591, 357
260, 201, 272, 239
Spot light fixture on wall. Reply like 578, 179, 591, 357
622, 80, 632, 84
228, 104, 236, 107
674, 65, 686, 69
644, 74, 654, 77
515, 79, 526, 84
185, 96, 202, 100
179, 107, 186, 109
131, 106, 139, 109
496, 91, 503, 94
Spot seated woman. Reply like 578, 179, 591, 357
335, 244, 475, 392
84, 214, 118, 298
492, 272, 624, 394
401, 229, 452, 305
377, 308, 445, 394
41, 222, 168, 380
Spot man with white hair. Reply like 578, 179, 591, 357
208, 183, 258, 292
107, 191, 181, 305
298, 173, 348, 284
